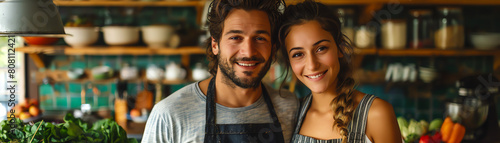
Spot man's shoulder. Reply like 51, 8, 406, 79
264, 84, 299, 108
265, 84, 297, 100
151, 82, 205, 115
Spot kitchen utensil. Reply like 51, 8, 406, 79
135, 82, 153, 110
446, 75, 500, 141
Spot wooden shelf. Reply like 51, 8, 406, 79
286, 0, 500, 5
354, 48, 377, 55
376, 49, 500, 56
52, 0, 500, 7
17, 46, 500, 56
35, 70, 195, 85
53, 0, 205, 7
16, 46, 206, 55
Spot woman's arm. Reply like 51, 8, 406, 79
365, 98, 403, 143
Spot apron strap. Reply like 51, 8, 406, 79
260, 84, 283, 132
205, 77, 217, 135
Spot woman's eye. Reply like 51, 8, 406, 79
291, 53, 303, 58
317, 46, 327, 52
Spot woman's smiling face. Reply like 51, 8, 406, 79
285, 20, 343, 94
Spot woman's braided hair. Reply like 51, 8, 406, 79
278, 0, 356, 142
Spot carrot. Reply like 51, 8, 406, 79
440, 117, 454, 142
447, 123, 466, 143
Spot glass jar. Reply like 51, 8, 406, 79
435, 7, 464, 49
338, 8, 355, 42
409, 10, 434, 49
354, 25, 376, 48
381, 19, 407, 50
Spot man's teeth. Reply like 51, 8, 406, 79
237, 63, 257, 67
307, 73, 324, 79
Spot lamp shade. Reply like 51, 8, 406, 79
0, 0, 67, 37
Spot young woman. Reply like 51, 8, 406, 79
278, 1, 402, 143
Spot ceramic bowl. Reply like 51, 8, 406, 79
470, 33, 500, 50
23, 37, 60, 45
63, 27, 99, 48
102, 26, 139, 46
141, 25, 175, 48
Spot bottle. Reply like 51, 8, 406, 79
115, 86, 128, 129
409, 10, 434, 49
39, 78, 55, 109
338, 8, 355, 42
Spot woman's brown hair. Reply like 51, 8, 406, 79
278, 0, 356, 142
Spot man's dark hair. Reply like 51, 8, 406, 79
205, 0, 285, 76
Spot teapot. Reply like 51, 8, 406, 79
192, 62, 211, 81
146, 64, 164, 81
165, 62, 186, 81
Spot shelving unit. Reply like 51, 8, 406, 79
308, 0, 500, 5
53, 0, 205, 7
16, 46, 205, 55
52, 0, 500, 6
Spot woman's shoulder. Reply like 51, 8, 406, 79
352, 91, 392, 114
360, 92, 402, 143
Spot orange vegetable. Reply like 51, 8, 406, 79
447, 123, 466, 143
441, 117, 454, 142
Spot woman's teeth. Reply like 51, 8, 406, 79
237, 63, 257, 67
307, 73, 324, 79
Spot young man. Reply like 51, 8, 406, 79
141, 0, 299, 142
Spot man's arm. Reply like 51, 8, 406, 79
141, 107, 173, 143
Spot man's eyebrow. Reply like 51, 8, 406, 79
256, 30, 271, 36
224, 30, 243, 36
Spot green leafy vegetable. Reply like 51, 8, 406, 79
0, 114, 137, 143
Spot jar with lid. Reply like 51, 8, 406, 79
381, 19, 407, 50
337, 8, 355, 42
409, 10, 434, 49
435, 7, 464, 49
354, 25, 376, 48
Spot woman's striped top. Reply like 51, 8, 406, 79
291, 94, 377, 143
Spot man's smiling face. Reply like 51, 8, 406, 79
212, 9, 272, 88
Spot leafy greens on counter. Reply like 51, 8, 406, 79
0, 114, 138, 143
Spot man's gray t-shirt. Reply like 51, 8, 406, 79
141, 82, 299, 143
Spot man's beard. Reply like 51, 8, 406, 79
217, 54, 271, 89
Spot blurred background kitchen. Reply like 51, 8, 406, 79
0, 0, 499, 142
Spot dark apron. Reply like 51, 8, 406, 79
204, 77, 285, 143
